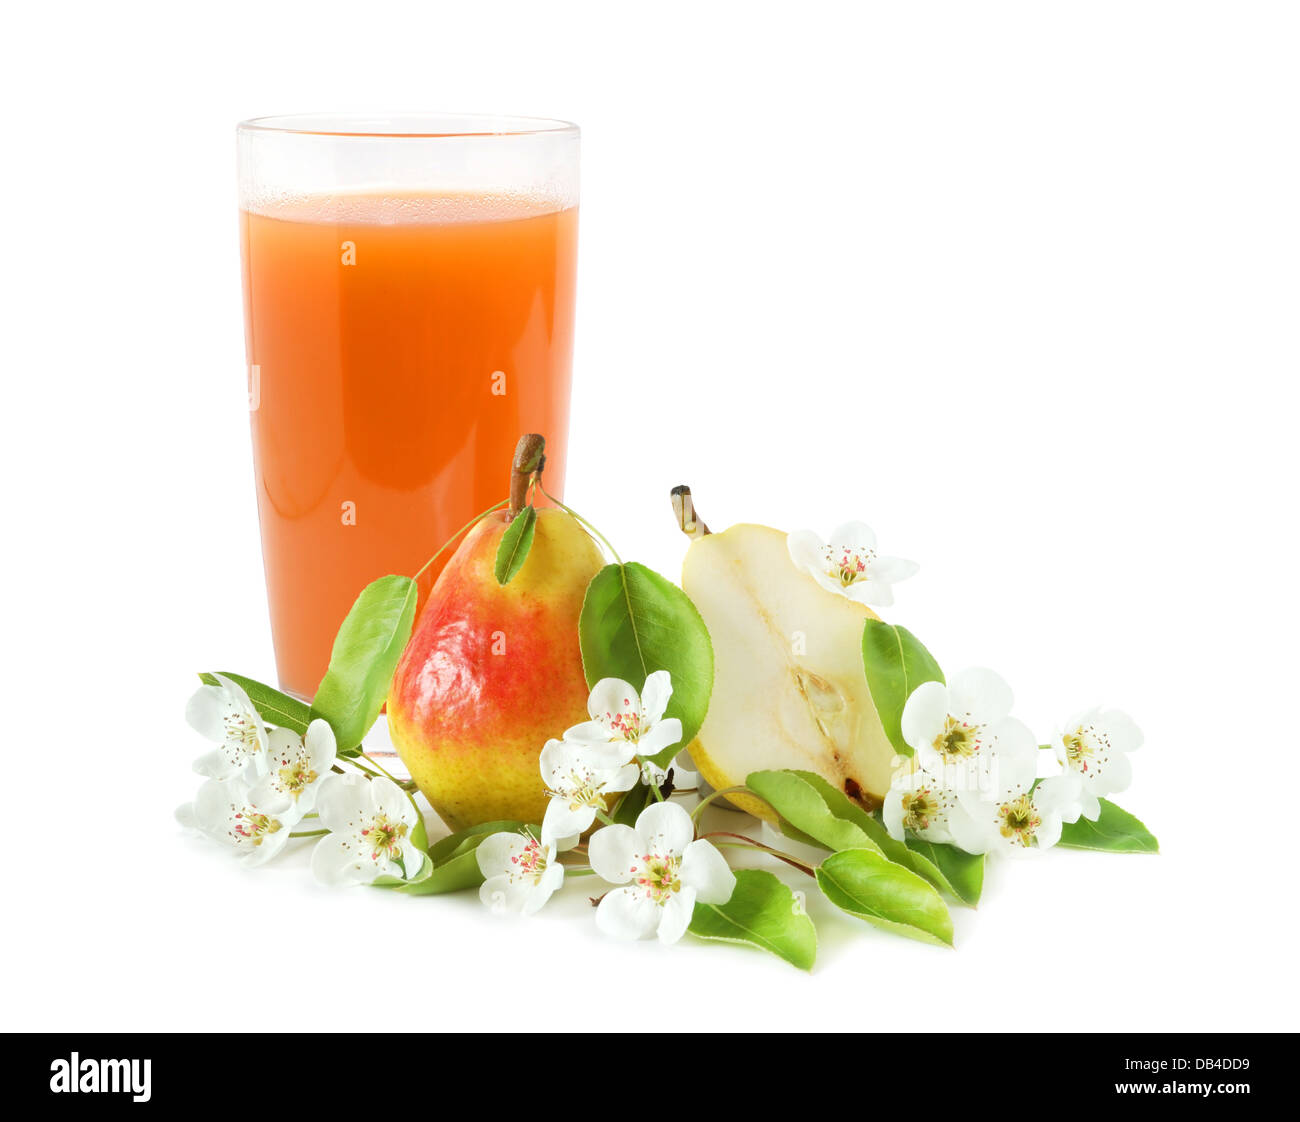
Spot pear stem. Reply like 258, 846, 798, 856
508, 433, 547, 519
671, 485, 711, 539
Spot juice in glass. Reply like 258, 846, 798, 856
237, 116, 580, 700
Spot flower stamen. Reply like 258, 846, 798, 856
635, 853, 682, 905
933, 716, 980, 760
997, 793, 1042, 847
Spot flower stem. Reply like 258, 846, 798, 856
290, 828, 328, 839
538, 483, 622, 564
361, 753, 403, 785
413, 499, 511, 582
636, 759, 666, 802
690, 785, 779, 824
700, 831, 818, 878
342, 755, 381, 778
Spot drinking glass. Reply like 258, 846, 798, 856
237, 114, 580, 700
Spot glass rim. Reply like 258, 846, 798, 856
237, 112, 579, 139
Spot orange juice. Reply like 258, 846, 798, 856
240, 193, 578, 699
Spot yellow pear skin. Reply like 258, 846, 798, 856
388, 508, 605, 831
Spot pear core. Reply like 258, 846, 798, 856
681, 523, 896, 819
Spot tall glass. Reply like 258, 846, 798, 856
237, 114, 580, 700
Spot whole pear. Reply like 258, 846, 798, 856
388, 493, 603, 831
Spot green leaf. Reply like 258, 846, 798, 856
746, 770, 881, 854
610, 782, 654, 827
400, 820, 532, 896
861, 620, 944, 756
310, 575, 418, 754
689, 869, 817, 970
816, 848, 954, 946
426, 820, 528, 865
398, 847, 487, 895
372, 853, 432, 889
494, 505, 537, 585
901, 836, 983, 904
198, 671, 312, 734
785, 769, 983, 906
579, 562, 714, 765
1058, 799, 1159, 854
903, 836, 984, 906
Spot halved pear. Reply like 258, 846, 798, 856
681, 522, 896, 820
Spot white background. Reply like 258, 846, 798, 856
4, 0, 1297, 1033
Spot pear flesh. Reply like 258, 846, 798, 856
681, 523, 896, 818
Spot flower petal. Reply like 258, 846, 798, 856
947, 667, 1014, 726
542, 798, 596, 847
882, 786, 906, 841
635, 718, 683, 758
608, 763, 641, 795
829, 521, 877, 552
948, 795, 993, 855
1036, 772, 1084, 824
984, 717, 1039, 790
397, 838, 426, 880
561, 719, 613, 744
240, 826, 290, 867
1089, 747, 1132, 797
595, 886, 662, 941
265, 726, 303, 767
245, 773, 293, 816
311, 834, 377, 887
658, 886, 697, 945
640, 670, 674, 724
786, 529, 826, 574
192, 776, 242, 836
1099, 709, 1143, 754
847, 581, 893, 607
1078, 790, 1102, 822
587, 677, 640, 725
807, 568, 848, 597
868, 555, 920, 584
588, 824, 640, 884
538, 738, 572, 785
475, 832, 524, 878
184, 683, 231, 742
1035, 811, 1063, 851
681, 839, 735, 904
901, 680, 950, 753
479, 873, 515, 913
369, 775, 416, 825
524, 863, 565, 916
312, 773, 366, 833
303, 719, 338, 770
634, 800, 695, 857
192, 747, 240, 780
